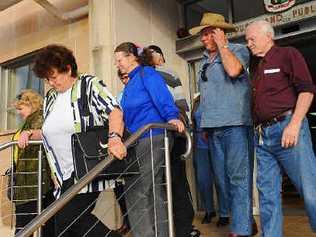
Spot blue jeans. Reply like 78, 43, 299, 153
193, 147, 229, 216
207, 126, 254, 235
255, 116, 316, 237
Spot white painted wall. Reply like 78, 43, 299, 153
90, 0, 190, 101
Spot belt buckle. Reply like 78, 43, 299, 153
262, 119, 276, 128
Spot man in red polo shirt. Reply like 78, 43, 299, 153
246, 20, 316, 236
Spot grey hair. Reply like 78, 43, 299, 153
247, 20, 275, 38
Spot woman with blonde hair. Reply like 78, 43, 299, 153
12, 89, 54, 236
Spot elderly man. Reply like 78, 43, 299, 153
246, 20, 316, 237
190, 13, 254, 237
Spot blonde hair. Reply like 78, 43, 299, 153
14, 89, 43, 113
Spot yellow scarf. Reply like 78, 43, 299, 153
12, 129, 22, 164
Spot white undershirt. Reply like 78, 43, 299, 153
43, 88, 75, 180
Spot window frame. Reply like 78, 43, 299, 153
0, 50, 43, 132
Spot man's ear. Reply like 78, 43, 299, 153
267, 32, 274, 41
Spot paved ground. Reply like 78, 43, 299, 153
193, 213, 316, 237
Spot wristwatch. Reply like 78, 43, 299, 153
221, 44, 229, 49
108, 132, 122, 139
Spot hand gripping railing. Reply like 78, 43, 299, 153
15, 123, 192, 237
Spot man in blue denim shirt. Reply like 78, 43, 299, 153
246, 20, 316, 237
190, 13, 254, 237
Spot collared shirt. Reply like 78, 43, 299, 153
252, 46, 316, 123
199, 43, 252, 128
43, 74, 119, 198
121, 65, 179, 137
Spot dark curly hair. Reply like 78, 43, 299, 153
33, 44, 78, 79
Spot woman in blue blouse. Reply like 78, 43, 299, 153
114, 42, 184, 237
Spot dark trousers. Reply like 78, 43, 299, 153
15, 191, 55, 237
171, 136, 195, 237
56, 175, 121, 237
113, 181, 130, 228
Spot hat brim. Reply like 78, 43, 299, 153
189, 23, 236, 35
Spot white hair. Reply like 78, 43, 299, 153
247, 20, 275, 38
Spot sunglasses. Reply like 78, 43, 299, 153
201, 63, 210, 82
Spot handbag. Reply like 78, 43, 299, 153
71, 76, 139, 180
71, 127, 139, 180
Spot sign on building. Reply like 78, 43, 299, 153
229, 0, 316, 38
264, 0, 296, 13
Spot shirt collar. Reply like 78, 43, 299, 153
203, 50, 209, 58
128, 65, 142, 79
263, 45, 278, 62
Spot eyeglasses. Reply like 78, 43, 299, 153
121, 75, 129, 80
201, 63, 210, 82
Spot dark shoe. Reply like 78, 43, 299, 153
201, 212, 216, 224
217, 217, 230, 227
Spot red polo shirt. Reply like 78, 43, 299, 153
252, 46, 316, 124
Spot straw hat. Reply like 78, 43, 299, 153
189, 12, 236, 35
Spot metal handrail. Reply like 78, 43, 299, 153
0, 140, 43, 237
0, 140, 43, 151
14, 123, 192, 237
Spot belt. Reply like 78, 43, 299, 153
255, 110, 292, 146
256, 110, 293, 128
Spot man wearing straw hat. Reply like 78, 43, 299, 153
190, 13, 255, 237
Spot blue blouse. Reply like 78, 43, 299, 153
121, 65, 179, 137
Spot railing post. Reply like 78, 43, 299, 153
10, 146, 14, 229
164, 129, 174, 237
36, 146, 42, 237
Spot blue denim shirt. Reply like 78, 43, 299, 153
199, 43, 252, 128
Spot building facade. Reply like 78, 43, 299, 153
1, 0, 316, 234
